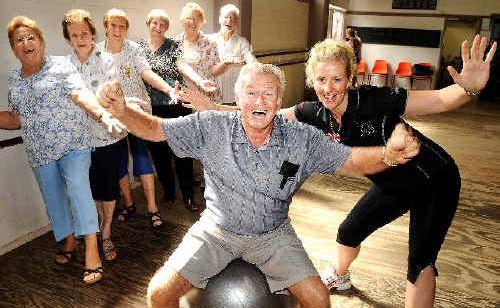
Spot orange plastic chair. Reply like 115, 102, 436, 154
368, 60, 388, 86
411, 62, 433, 89
392, 61, 412, 87
356, 59, 367, 85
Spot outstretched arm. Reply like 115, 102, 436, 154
97, 81, 166, 142
0, 111, 21, 130
70, 88, 126, 135
177, 60, 218, 93
175, 86, 238, 111
341, 123, 420, 174
405, 35, 497, 116
141, 69, 177, 103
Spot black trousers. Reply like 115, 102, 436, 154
89, 138, 125, 201
337, 164, 461, 284
149, 104, 194, 200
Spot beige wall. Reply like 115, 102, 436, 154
258, 52, 307, 107
251, 0, 309, 53
251, 0, 309, 106
442, 20, 478, 61
330, 0, 349, 9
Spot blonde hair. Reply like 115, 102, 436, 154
62, 9, 97, 41
235, 62, 286, 99
146, 9, 170, 29
180, 2, 206, 25
305, 39, 355, 87
219, 4, 240, 21
7, 16, 45, 49
103, 8, 130, 30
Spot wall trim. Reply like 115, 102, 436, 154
0, 136, 23, 149
347, 10, 490, 19
0, 224, 51, 256
275, 59, 306, 66
255, 49, 308, 58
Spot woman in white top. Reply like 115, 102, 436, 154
63, 9, 127, 263
176, 3, 225, 101
209, 4, 255, 104
98, 8, 173, 229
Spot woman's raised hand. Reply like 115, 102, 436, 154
447, 35, 497, 92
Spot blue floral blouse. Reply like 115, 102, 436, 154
8, 56, 91, 167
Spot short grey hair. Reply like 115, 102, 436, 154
146, 9, 170, 29
235, 62, 286, 99
219, 4, 240, 20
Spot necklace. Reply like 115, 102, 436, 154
327, 112, 341, 141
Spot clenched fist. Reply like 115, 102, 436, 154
97, 80, 127, 118
383, 123, 420, 166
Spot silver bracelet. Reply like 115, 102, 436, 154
464, 89, 481, 97
381, 146, 398, 167
460, 84, 481, 97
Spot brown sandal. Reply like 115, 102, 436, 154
117, 204, 136, 222
102, 238, 117, 261
83, 267, 103, 284
148, 211, 163, 229
55, 250, 75, 265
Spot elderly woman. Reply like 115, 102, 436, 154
345, 27, 361, 63
280, 38, 496, 307
176, 37, 496, 307
176, 2, 224, 101
209, 4, 255, 104
62, 9, 127, 260
0, 16, 124, 284
98, 8, 172, 227
138, 9, 204, 211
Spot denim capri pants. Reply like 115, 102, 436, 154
32, 149, 99, 242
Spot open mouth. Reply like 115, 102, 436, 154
252, 110, 266, 116
323, 93, 338, 102
23, 48, 35, 55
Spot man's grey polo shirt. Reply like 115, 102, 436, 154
162, 111, 352, 235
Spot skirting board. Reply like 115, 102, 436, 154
0, 224, 51, 256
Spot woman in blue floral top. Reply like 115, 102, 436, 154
0, 16, 124, 284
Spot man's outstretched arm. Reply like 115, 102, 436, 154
341, 123, 420, 175
97, 81, 166, 142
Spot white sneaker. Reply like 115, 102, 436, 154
321, 266, 352, 292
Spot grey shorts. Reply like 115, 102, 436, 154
163, 217, 318, 293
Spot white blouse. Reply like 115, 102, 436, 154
209, 32, 255, 104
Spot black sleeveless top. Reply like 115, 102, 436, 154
294, 85, 457, 194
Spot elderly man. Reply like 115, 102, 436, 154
98, 62, 419, 308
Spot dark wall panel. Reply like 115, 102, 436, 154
353, 26, 441, 48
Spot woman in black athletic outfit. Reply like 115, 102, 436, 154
280, 36, 496, 307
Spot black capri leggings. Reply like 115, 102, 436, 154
337, 164, 461, 284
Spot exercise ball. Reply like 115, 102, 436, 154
184, 258, 297, 308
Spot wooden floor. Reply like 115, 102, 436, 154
0, 100, 499, 307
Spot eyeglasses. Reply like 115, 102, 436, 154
14, 34, 37, 45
